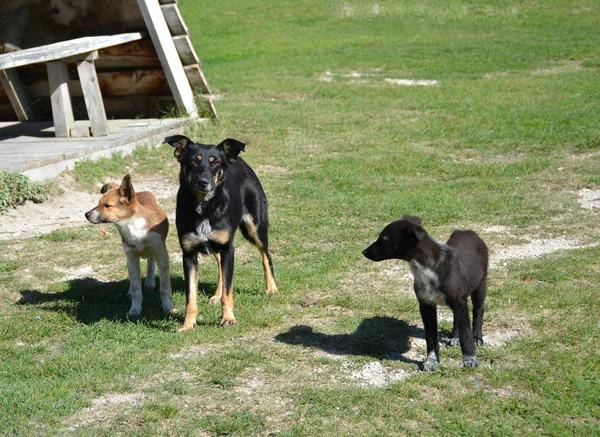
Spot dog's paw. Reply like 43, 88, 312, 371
266, 287, 279, 297
475, 338, 484, 347
421, 359, 439, 372
161, 300, 175, 313
209, 295, 221, 305
463, 355, 479, 368
177, 321, 197, 332
219, 318, 238, 327
449, 337, 460, 347
144, 282, 156, 292
126, 308, 142, 320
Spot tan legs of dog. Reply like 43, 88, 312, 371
209, 253, 224, 305
178, 255, 198, 332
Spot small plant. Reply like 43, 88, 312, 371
0, 171, 49, 214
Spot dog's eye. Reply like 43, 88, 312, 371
104, 204, 112, 208
381, 235, 389, 241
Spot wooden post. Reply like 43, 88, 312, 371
76, 51, 109, 136
0, 69, 36, 122
47, 61, 75, 137
136, 0, 198, 118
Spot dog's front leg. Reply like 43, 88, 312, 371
125, 252, 143, 318
219, 245, 237, 327
449, 298, 479, 368
144, 257, 156, 291
419, 302, 439, 371
449, 317, 460, 346
209, 253, 224, 305
155, 249, 174, 313
178, 252, 199, 332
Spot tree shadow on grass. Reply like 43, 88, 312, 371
18, 276, 217, 328
275, 316, 423, 365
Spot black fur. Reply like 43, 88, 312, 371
363, 215, 488, 370
165, 135, 278, 329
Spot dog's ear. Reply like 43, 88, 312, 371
119, 174, 135, 204
100, 182, 120, 194
408, 222, 427, 240
164, 135, 193, 161
402, 215, 422, 226
216, 138, 246, 163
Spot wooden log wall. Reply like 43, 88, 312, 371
0, 0, 216, 121
0, 40, 176, 121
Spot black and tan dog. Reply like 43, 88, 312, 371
363, 215, 488, 370
164, 135, 279, 331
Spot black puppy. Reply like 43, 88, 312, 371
363, 215, 488, 370
164, 135, 279, 331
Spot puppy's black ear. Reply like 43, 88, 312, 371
119, 174, 135, 204
410, 223, 427, 240
217, 138, 246, 163
164, 135, 193, 161
402, 215, 422, 226
100, 182, 120, 194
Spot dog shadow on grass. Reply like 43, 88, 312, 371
18, 276, 215, 327
275, 316, 423, 365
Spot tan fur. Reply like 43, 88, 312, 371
85, 175, 173, 317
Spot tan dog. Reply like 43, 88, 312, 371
85, 175, 174, 318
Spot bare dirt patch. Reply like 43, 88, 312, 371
0, 174, 178, 240
66, 392, 144, 429
578, 189, 600, 211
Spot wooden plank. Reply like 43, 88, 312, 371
184, 65, 212, 94
23, 69, 171, 99
24, 95, 178, 120
136, 0, 197, 117
96, 40, 161, 69
172, 35, 200, 65
46, 61, 74, 137
76, 52, 109, 136
0, 68, 36, 121
0, 33, 144, 70
158, 0, 178, 4
160, 4, 189, 36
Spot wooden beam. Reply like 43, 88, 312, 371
0, 68, 36, 121
160, 4, 189, 36
184, 65, 212, 94
0, 33, 145, 70
173, 35, 199, 65
76, 52, 108, 137
136, 0, 197, 117
46, 61, 74, 137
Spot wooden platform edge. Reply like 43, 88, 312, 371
18, 118, 205, 181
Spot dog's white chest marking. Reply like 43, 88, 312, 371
181, 219, 213, 252
410, 261, 447, 306
196, 219, 212, 242
116, 216, 148, 251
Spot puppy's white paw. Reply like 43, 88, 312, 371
161, 300, 175, 313
463, 355, 479, 368
421, 359, 439, 372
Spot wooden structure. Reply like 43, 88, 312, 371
0, 0, 216, 138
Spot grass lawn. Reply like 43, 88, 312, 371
1, 0, 600, 435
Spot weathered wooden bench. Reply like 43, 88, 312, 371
0, 32, 144, 137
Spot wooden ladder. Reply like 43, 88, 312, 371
158, 0, 217, 118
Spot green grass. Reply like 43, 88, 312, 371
1, 0, 600, 435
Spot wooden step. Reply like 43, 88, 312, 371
160, 4, 188, 36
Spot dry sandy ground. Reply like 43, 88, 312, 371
0, 174, 178, 240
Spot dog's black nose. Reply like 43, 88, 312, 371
198, 178, 211, 189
